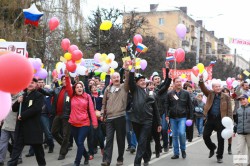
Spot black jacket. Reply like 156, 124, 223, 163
128, 72, 161, 126
12, 90, 44, 144
51, 86, 71, 118
165, 89, 193, 119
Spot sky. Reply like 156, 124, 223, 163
83, 0, 250, 60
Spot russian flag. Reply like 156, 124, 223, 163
136, 43, 148, 53
23, 4, 43, 27
166, 56, 175, 61
209, 60, 216, 67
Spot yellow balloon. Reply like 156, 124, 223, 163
181, 74, 186, 79
100, 53, 107, 62
76, 59, 82, 64
197, 63, 205, 73
64, 52, 72, 61
55, 62, 61, 69
110, 68, 115, 74
100, 72, 107, 81
100, 20, 112, 31
41, 63, 44, 68
135, 58, 141, 69
105, 58, 112, 64
128, 65, 132, 70
0, 39, 6, 42
248, 97, 250, 103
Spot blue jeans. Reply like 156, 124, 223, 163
71, 126, 90, 165
170, 117, 186, 156
126, 113, 137, 148
196, 117, 204, 135
40, 114, 54, 148
161, 113, 168, 148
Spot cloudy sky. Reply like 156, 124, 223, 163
84, 0, 250, 60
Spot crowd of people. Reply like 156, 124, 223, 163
0, 60, 250, 166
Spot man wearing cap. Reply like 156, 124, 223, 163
8, 78, 46, 166
128, 66, 162, 166
199, 75, 232, 163
234, 94, 250, 166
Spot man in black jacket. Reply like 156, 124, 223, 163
165, 77, 193, 159
8, 78, 46, 166
127, 64, 162, 166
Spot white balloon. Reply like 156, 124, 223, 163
221, 129, 233, 140
108, 53, 115, 61
222, 117, 233, 128
110, 61, 118, 69
232, 80, 239, 88
101, 64, 110, 72
76, 65, 87, 76
203, 70, 208, 81
191, 72, 199, 85
69, 72, 77, 78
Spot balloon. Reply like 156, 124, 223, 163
176, 23, 187, 39
76, 65, 87, 76
52, 69, 58, 78
72, 50, 83, 61
186, 119, 193, 126
181, 74, 186, 79
222, 117, 233, 128
100, 54, 108, 62
64, 52, 72, 61
105, 58, 112, 64
232, 80, 239, 88
140, 59, 147, 70
108, 53, 115, 61
221, 129, 233, 140
110, 68, 115, 74
0, 90, 11, 121
174, 48, 185, 63
100, 72, 107, 81
35, 68, 48, 79
133, 34, 143, 45
203, 70, 208, 81
197, 63, 205, 73
0, 39, 6, 42
248, 97, 250, 103
61, 38, 71, 51
75, 59, 82, 64
49, 17, 59, 31
0, 53, 33, 93
94, 53, 101, 63
32, 59, 42, 70
68, 45, 79, 54
66, 60, 77, 72
99, 20, 112, 30
226, 77, 232, 86
80, 58, 85, 66
100, 63, 110, 72
192, 66, 199, 77
69, 72, 77, 78
110, 61, 118, 69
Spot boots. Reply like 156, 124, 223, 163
228, 144, 232, 155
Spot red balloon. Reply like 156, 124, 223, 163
61, 38, 71, 51
174, 48, 185, 63
0, 53, 33, 93
66, 60, 77, 72
72, 50, 83, 61
133, 34, 143, 46
49, 17, 60, 31
192, 66, 199, 77
68, 45, 79, 54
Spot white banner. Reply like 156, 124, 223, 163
84, 59, 95, 70
0, 42, 27, 56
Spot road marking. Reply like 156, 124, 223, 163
128, 132, 216, 166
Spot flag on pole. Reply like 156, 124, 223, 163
136, 43, 148, 53
166, 56, 175, 61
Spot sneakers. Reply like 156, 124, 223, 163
116, 161, 123, 166
217, 158, 223, 163
130, 147, 136, 154
126, 147, 131, 151
101, 161, 110, 166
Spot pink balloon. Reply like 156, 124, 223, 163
226, 77, 232, 85
174, 48, 185, 63
72, 50, 83, 61
94, 53, 101, 63
231, 77, 235, 82
176, 23, 187, 39
186, 119, 193, 126
140, 59, 147, 70
61, 38, 71, 51
192, 66, 199, 77
133, 34, 143, 46
66, 60, 77, 72
49, 17, 60, 31
0, 90, 11, 121
35, 69, 48, 79
68, 45, 79, 54
52, 69, 58, 78
32, 59, 42, 70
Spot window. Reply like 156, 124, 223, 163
159, 18, 164, 25
158, 32, 164, 40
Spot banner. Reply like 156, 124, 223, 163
169, 66, 213, 80
0, 42, 27, 56
84, 59, 95, 70
229, 37, 250, 46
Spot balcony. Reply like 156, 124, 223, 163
191, 45, 197, 51
182, 40, 190, 47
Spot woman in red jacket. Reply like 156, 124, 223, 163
65, 70, 98, 166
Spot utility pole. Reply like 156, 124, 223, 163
196, 27, 201, 64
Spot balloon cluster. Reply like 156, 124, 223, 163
226, 77, 239, 89
221, 117, 234, 139
191, 63, 208, 85
29, 58, 48, 79
94, 53, 118, 73
0, 53, 33, 121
